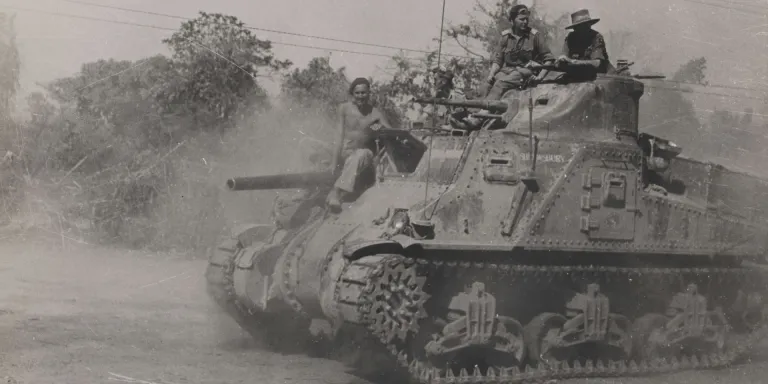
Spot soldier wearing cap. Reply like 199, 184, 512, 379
420, 67, 477, 130
484, 4, 555, 100
557, 9, 610, 75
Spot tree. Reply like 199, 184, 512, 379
280, 56, 405, 129
160, 12, 292, 125
42, 56, 178, 154
280, 56, 349, 116
15, 12, 298, 250
373, 0, 571, 120
672, 57, 708, 86
0, 12, 19, 122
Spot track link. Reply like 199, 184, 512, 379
339, 254, 768, 384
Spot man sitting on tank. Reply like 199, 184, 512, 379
326, 77, 392, 212
555, 9, 611, 78
483, 4, 555, 101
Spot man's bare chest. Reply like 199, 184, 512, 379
342, 107, 374, 130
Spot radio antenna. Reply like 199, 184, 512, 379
423, 0, 447, 213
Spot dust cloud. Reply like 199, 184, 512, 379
207, 99, 338, 236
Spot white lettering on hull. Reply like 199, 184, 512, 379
520, 153, 567, 163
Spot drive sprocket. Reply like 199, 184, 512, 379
364, 256, 431, 345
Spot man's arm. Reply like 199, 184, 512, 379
487, 32, 508, 84
559, 32, 607, 71
487, 63, 501, 84
532, 31, 555, 81
331, 104, 346, 173
370, 107, 393, 129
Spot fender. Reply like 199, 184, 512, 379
342, 235, 424, 260
233, 223, 277, 247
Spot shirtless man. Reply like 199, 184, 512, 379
326, 77, 392, 212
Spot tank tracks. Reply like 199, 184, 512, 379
205, 237, 315, 352
338, 254, 768, 384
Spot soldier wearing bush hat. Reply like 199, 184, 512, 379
557, 9, 610, 74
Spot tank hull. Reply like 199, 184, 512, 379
207, 226, 768, 383
207, 75, 768, 382
206, 150, 768, 382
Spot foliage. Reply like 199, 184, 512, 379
0, 13, 19, 122
3, 12, 295, 251
370, 0, 572, 119
279, 56, 349, 116
279, 56, 404, 127
672, 57, 708, 86
0, 13, 22, 223
160, 12, 292, 125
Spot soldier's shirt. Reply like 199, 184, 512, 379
564, 29, 609, 73
492, 28, 555, 70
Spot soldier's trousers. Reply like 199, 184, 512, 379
486, 67, 533, 100
335, 148, 375, 193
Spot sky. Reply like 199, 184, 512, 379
2, 0, 767, 115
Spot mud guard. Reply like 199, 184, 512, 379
232, 241, 272, 311
232, 223, 277, 246
342, 235, 423, 260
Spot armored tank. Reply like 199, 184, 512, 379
205, 62, 768, 383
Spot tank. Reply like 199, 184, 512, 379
205, 63, 768, 383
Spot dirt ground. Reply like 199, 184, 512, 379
2, 234, 768, 384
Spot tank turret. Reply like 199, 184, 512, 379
205, 61, 768, 383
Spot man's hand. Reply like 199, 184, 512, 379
365, 116, 381, 129
525, 61, 544, 70
556, 55, 573, 68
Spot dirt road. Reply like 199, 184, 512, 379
2, 235, 768, 384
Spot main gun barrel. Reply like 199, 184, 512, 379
226, 171, 335, 191
412, 97, 509, 112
